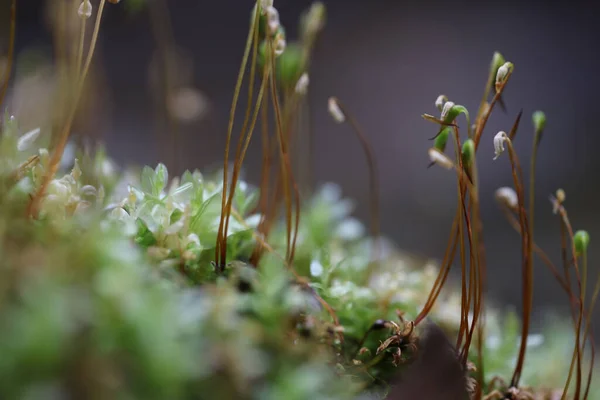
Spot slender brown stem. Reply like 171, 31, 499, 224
267, 42, 295, 263
555, 206, 583, 400
502, 140, 532, 388
473, 72, 512, 150
499, 205, 572, 295
221, 61, 271, 269
220, 7, 263, 268
28, 0, 107, 218
332, 98, 381, 276
215, 1, 261, 269
0, 0, 16, 108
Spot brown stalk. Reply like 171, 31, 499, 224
331, 98, 381, 274
556, 206, 584, 399
267, 41, 299, 264
27, 0, 108, 218
220, 61, 271, 272
0, 0, 16, 108
473, 71, 513, 150
504, 139, 533, 388
215, 2, 261, 269
219, 10, 264, 270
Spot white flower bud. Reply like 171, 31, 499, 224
266, 6, 280, 36
441, 101, 455, 120
428, 148, 454, 170
78, 1, 92, 19
495, 62, 513, 86
328, 97, 345, 123
295, 73, 310, 95
274, 33, 286, 57
493, 131, 509, 160
435, 95, 448, 112
495, 187, 518, 209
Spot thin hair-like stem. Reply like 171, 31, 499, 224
505, 140, 533, 388
331, 98, 381, 275
215, 1, 261, 269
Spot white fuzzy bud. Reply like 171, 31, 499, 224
261, 0, 274, 10
495, 187, 518, 209
441, 101, 455, 120
274, 33, 286, 57
428, 148, 454, 170
328, 97, 345, 123
435, 95, 448, 112
493, 131, 509, 160
78, 1, 92, 19
295, 73, 310, 95
266, 6, 280, 36
496, 62, 513, 86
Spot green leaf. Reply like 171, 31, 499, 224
154, 163, 169, 196
141, 166, 156, 195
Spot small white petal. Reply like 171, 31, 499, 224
328, 97, 345, 123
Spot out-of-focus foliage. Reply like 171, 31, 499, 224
0, 112, 593, 398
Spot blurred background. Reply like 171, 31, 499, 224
3, 0, 600, 327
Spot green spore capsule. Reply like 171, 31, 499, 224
574, 230, 590, 256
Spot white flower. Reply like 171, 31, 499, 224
78, 0, 92, 19
441, 101, 455, 120
328, 97, 345, 123
295, 73, 310, 95
493, 131, 509, 160
495, 187, 518, 209
428, 148, 453, 170
435, 95, 448, 112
